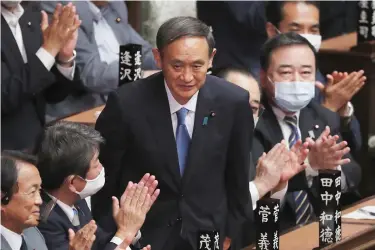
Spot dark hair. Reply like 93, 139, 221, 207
266, 1, 320, 28
156, 16, 215, 55
1, 151, 37, 204
260, 32, 317, 71
36, 121, 104, 191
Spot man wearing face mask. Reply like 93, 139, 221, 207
264, 1, 366, 154
253, 32, 361, 232
35, 121, 160, 250
1, 150, 100, 250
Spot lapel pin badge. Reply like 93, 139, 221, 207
314, 124, 319, 130
28, 21, 31, 26
202, 117, 208, 126
116, 17, 121, 23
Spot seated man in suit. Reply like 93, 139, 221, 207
40, 0, 159, 121
1, 1, 82, 151
1, 150, 97, 250
35, 121, 160, 250
253, 32, 362, 231
265, 1, 366, 154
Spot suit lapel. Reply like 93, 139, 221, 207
19, 8, 42, 60
146, 74, 181, 190
182, 80, 217, 186
1, 16, 24, 67
1, 233, 12, 250
299, 104, 325, 141
255, 102, 284, 148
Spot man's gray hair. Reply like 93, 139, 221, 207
156, 16, 215, 55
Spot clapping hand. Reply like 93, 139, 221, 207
306, 126, 351, 170
68, 220, 97, 250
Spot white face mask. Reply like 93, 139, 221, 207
1, 1, 22, 8
273, 80, 315, 112
75, 167, 105, 199
300, 34, 322, 52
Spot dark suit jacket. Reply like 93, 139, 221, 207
197, 1, 267, 77
38, 196, 121, 250
1, 2, 81, 151
92, 72, 253, 250
252, 100, 362, 231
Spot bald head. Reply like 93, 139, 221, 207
221, 70, 261, 116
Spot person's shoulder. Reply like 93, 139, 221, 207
23, 227, 46, 242
206, 75, 249, 102
115, 72, 163, 99
306, 101, 340, 127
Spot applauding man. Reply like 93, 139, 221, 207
253, 32, 361, 231
35, 121, 159, 250
1, 1, 83, 151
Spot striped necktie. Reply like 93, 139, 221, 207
176, 108, 191, 176
284, 115, 314, 225
72, 207, 80, 226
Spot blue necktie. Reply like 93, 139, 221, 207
176, 108, 190, 176
284, 115, 314, 225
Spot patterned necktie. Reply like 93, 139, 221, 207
20, 235, 27, 250
72, 207, 80, 226
284, 115, 314, 225
176, 108, 191, 176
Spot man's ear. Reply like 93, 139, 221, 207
208, 48, 217, 69
152, 48, 162, 69
66, 175, 84, 193
266, 22, 278, 38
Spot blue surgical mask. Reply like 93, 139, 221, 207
271, 79, 315, 112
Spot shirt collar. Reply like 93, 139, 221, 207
46, 193, 75, 223
1, 225, 22, 250
1, 4, 24, 27
87, 1, 102, 22
164, 81, 198, 114
271, 105, 301, 123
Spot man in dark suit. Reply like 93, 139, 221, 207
1, 1, 82, 151
264, 1, 366, 154
1, 150, 98, 250
92, 16, 253, 250
197, 1, 267, 78
35, 121, 158, 250
253, 32, 362, 231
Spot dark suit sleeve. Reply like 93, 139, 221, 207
92, 91, 129, 217
225, 92, 253, 239
341, 115, 362, 154
1, 52, 55, 114
38, 219, 71, 250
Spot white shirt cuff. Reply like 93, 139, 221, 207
305, 161, 319, 187
249, 181, 260, 210
110, 236, 123, 246
56, 60, 75, 80
36, 47, 55, 71
132, 230, 141, 245
343, 102, 354, 117
336, 166, 348, 192
249, 181, 288, 210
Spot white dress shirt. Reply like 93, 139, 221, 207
88, 2, 120, 65
271, 106, 348, 191
1, 225, 22, 250
1, 4, 75, 80
165, 82, 198, 138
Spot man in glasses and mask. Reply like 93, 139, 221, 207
265, 1, 366, 155
35, 121, 160, 250
1, 151, 99, 250
253, 32, 361, 232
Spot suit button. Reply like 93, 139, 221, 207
177, 217, 182, 221
181, 194, 184, 198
